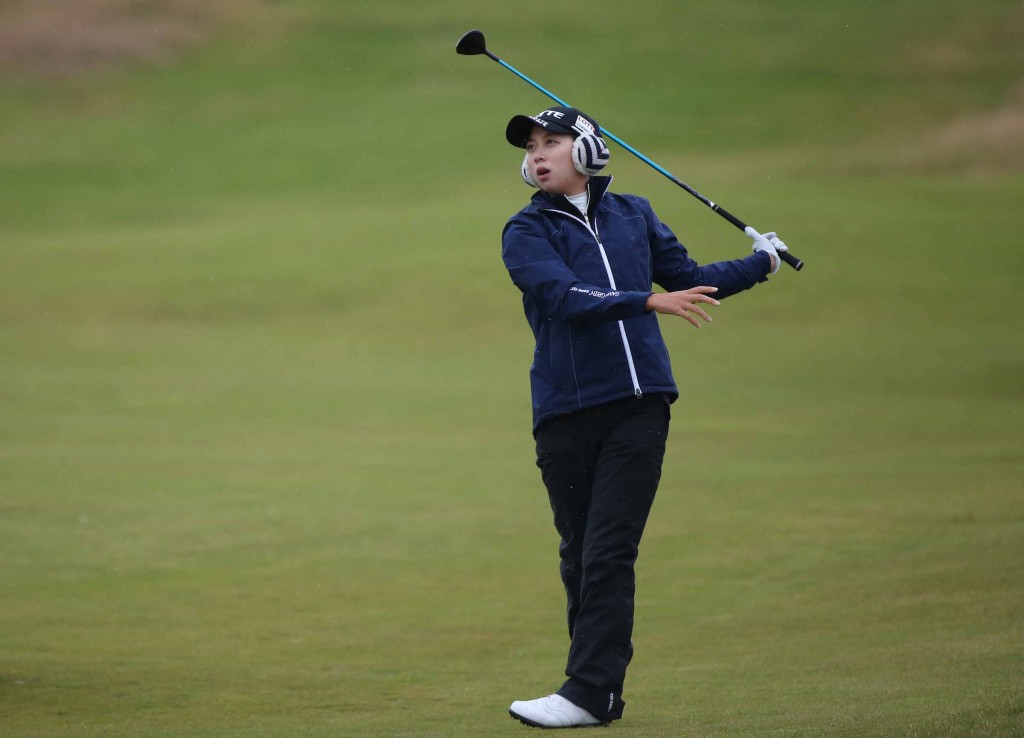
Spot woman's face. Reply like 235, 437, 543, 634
524, 127, 589, 196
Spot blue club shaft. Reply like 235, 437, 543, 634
495, 57, 716, 210
485, 49, 804, 271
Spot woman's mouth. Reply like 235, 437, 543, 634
537, 166, 550, 178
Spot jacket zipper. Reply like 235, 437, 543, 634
543, 207, 643, 399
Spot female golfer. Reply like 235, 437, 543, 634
501, 106, 787, 728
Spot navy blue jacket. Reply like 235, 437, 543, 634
502, 175, 771, 431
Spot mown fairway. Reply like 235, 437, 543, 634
1, 2, 1022, 736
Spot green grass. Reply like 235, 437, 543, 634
1, 1, 1023, 736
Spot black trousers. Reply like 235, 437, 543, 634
534, 394, 670, 722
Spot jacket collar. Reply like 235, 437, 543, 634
531, 175, 613, 221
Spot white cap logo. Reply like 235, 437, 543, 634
573, 116, 595, 135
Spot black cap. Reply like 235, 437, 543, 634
506, 106, 601, 148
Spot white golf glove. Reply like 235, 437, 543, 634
764, 231, 789, 257
746, 227, 781, 275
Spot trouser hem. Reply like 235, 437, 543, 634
558, 677, 624, 723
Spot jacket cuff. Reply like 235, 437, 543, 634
632, 291, 655, 316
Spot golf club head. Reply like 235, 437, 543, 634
456, 29, 487, 56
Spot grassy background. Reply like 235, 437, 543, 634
1, 1, 1022, 736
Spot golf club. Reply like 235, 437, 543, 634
456, 29, 804, 272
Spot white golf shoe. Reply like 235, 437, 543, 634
509, 693, 605, 728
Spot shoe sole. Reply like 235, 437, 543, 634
509, 710, 608, 729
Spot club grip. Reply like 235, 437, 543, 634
721, 208, 805, 272
779, 250, 804, 271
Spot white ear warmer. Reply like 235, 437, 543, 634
521, 154, 539, 188
572, 132, 610, 176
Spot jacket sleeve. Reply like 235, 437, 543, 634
642, 197, 771, 299
502, 217, 651, 323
